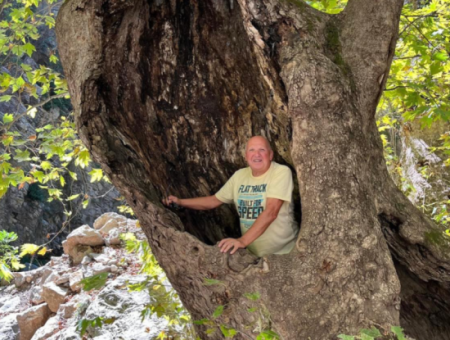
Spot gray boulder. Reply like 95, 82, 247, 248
42, 282, 68, 313
16, 304, 51, 340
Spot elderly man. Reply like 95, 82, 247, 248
164, 136, 298, 257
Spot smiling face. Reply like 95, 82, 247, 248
245, 136, 273, 176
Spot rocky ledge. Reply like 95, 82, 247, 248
0, 213, 182, 340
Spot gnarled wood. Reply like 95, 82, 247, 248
56, 0, 450, 338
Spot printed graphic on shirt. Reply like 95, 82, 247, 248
237, 184, 267, 230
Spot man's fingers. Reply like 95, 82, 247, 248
220, 240, 232, 253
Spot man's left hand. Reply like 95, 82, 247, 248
218, 238, 246, 254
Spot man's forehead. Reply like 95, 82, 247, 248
246, 137, 270, 149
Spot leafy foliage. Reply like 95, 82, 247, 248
119, 233, 196, 339
80, 272, 109, 291
0, 230, 24, 281
338, 325, 407, 340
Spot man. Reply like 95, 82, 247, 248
163, 136, 298, 257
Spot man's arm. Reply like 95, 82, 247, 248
218, 197, 284, 254
164, 195, 223, 210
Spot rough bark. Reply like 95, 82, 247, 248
56, 0, 450, 339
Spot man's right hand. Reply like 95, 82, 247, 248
162, 195, 223, 210
163, 195, 179, 206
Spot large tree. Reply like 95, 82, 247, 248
55, 0, 450, 339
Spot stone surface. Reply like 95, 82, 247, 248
30, 315, 60, 340
0, 313, 19, 340
105, 228, 121, 246
58, 301, 77, 319
83, 275, 172, 339
63, 225, 104, 251
13, 272, 33, 288
16, 304, 51, 340
91, 263, 111, 275
69, 245, 94, 265
0, 214, 179, 340
42, 282, 68, 313
69, 270, 83, 293
46, 326, 81, 340
30, 286, 45, 305
93, 212, 127, 230
99, 219, 119, 235
0, 295, 21, 313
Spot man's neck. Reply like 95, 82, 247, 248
251, 163, 272, 177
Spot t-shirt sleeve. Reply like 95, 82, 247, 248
266, 166, 293, 202
215, 173, 236, 204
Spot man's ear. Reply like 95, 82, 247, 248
270, 150, 274, 161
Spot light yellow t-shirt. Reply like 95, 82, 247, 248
215, 162, 298, 257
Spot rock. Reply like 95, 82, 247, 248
93, 213, 127, 230
99, 219, 119, 235
81, 255, 92, 265
83, 275, 172, 339
89, 253, 110, 263
42, 282, 68, 313
30, 316, 60, 340
46, 326, 81, 340
58, 301, 77, 319
16, 304, 51, 340
105, 228, 121, 246
13, 272, 33, 288
36, 267, 53, 286
91, 263, 111, 275
0, 295, 21, 313
62, 225, 104, 259
42, 271, 61, 286
30, 286, 45, 305
107, 259, 117, 266
55, 275, 70, 285
70, 245, 93, 265
110, 265, 118, 273
69, 270, 83, 293
0, 313, 19, 340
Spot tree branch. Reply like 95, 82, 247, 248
339, 0, 405, 115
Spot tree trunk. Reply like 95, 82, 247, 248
55, 0, 450, 338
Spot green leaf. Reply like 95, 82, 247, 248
244, 292, 260, 301
88, 168, 103, 182
203, 278, 224, 286
14, 149, 31, 162
193, 319, 210, 325
40, 161, 52, 170
360, 327, 382, 338
68, 171, 77, 180
82, 199, 89, 209
49, 54, 58, 63
220, 325, 237, 338
23, 42, 36, 57
391, 326, 406, 340
0, 95, 11, 102
337, 335, 355, 340
432, 52, 448, 61
361, 334, 375, 340
256, 330, 280, 340
212, 305, 224, 319
2, 113, 13, 124
66, 194, 80, 201
81, 272, 108, 291
430, 61, 442, 75
32, 170, 44, 182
